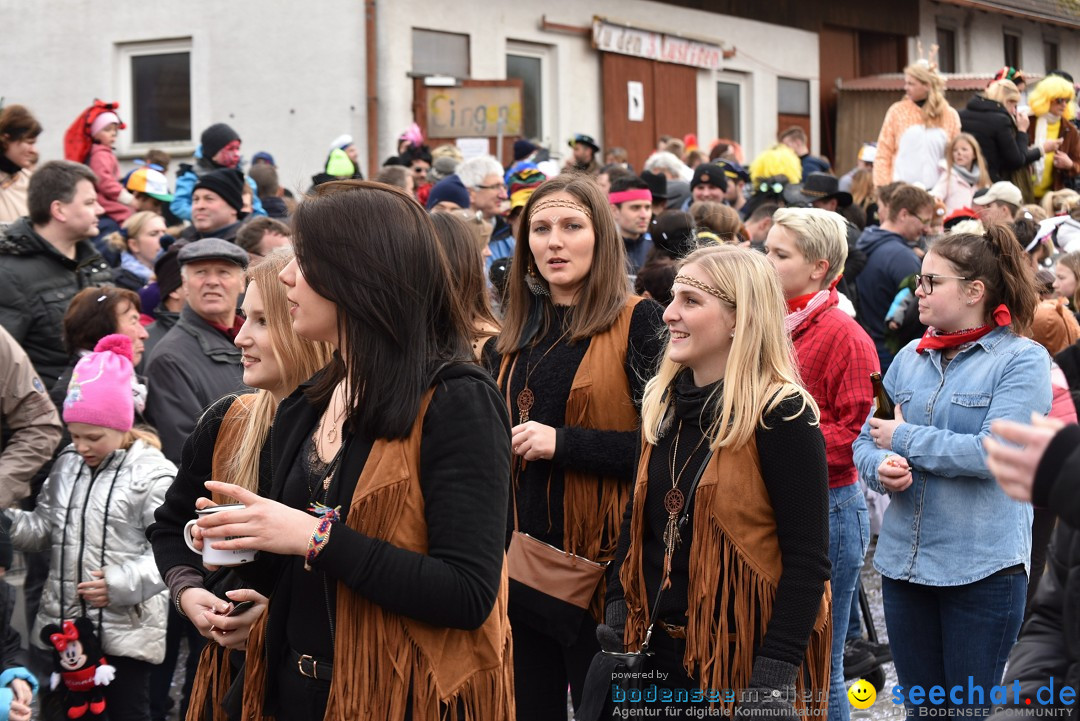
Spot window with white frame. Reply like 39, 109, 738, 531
117, 39, 193, 152
506, 41, 555, 144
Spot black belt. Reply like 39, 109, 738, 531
289, 648, 333, 683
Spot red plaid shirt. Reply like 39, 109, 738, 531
790, 289, 880, 488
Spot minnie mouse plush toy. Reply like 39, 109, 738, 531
39, 619, 115, 719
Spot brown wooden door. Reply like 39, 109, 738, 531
819, 25, 859, 164
602, 53, 697, 171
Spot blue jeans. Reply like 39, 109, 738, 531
828, 483, 870, 721
881, 573, 1026, 715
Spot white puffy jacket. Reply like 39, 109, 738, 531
5, 440, 175, 664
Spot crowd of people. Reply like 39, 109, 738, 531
1, 54, 1080, 721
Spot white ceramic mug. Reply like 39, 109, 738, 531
183, 504, 256, 566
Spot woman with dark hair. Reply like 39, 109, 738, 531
429, 211, 500, 361
52, 286, 150, 411
0, 104, 42, 225
854, 225, 1051, 715
194, 181, 514, 720
493, 174, 666, 720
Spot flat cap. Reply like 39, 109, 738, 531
178, 238, 249, 269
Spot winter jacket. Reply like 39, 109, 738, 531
142, 307, 180, 372
487, 215, 515, 270
0, 325, 62, 509
988, 424, 1080, 719
930, 162, 980, 214
0, 168, 30, 227
4, 441, 175, 664
800, 153, 831, 178
1028, 113, 1080, 195
0, 218, 113, 389
854, 226, 922, 370
170, 154, 265, 222
144, 306, 246, 463
959, 95, 1041, 183
178, 218, 244, 244
87, 144, 132, 224
0, 568, 35, 721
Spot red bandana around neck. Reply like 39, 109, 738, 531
915, 304, 1012, 354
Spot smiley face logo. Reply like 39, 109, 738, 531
848, 679, 877, 709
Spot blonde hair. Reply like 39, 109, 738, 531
772, 208, 849, 286
106, 211, 163, 253
640, 245, 818, 451
122, 426, 162, 450
944, 133, 991, 189
221, 248, 334, 492
851, 169, 875, 210
904, 63, 949, 126
1042, 189, 1080, 217
1029, 75, 1076, 120
985, 79, 1021, 106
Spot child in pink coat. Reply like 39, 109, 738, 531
86, 111, 132, 228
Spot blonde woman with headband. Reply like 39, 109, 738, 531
1028, 74, 1080, 200
147, 248, 333, 720
595, 245, 831, 719
874, 59, 961, 190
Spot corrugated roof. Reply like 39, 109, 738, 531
838, 74, 1000, 91
936, 0, 1080, 30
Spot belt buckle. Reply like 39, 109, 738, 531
297, 653, 316, 679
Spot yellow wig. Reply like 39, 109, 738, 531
749, 144, 802, 185
1029, 75, 1076, 120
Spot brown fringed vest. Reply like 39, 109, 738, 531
499, 297, 642, 619
242, 390, 515, 721
621, 438, 832, 715
185, 393, 260, 721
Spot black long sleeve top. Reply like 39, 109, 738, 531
606, 374, 831, 668
490, 301, 666, 548
234, 363, 511, 695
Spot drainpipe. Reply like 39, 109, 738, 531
366, 0, 379, 178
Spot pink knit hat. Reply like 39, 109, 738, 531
63, 334, 135, 432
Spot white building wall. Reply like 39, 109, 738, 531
0, 0, 365, 194
0, 0, 817, 193
377, 1, 820, 164
918, 0, 1080, 78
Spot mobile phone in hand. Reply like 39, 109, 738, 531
226, 600, 256, 617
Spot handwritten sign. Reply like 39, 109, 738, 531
426, 86, 522, 138
592, 18, 723, 71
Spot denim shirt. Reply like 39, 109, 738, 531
852, 327, 1051, 586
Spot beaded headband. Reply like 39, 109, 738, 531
673, 274, 735, 305
529, 197, 592, 222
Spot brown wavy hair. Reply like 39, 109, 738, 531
496, 174, 629, 352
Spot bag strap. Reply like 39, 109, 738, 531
638, 446, 715, 654
503, 354, 522, 533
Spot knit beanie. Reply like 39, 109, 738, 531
90, 111, 122, 138
325, 148, 357, 178
153, 244, 184, 299
194, 168, 246, 214
63, 334, 135, 432
201, 123, 241, 162
329, 134, 354, 154
428, 156, 459, 183
513, 139, 537, 161
425, 175, 471, 210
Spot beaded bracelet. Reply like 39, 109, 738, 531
304, 518, 334, 571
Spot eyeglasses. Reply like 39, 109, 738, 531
475, 182, 507, 191
914, 273, 970, 294
758, 181, 784, 195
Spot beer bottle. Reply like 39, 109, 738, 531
871, 372, 894, 420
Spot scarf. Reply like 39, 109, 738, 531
1032, 115, 1058, 183
0, 153, 21, 176
784, 278, 842, 335
915, 304, 1012, 354
120, 251, 153, 283
207, 314, 245, 341
952, 162, 981, 187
